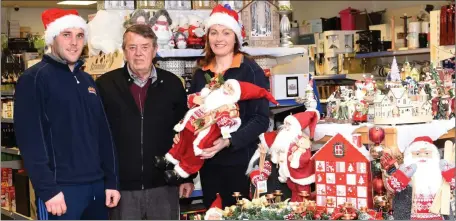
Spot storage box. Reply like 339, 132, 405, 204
300, 19, 323, 34
270, 74, 309, 100
369, 24, 391, 41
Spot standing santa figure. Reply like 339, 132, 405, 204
382, 136, 455, 220
283, 112, 318, 202
150, 9, 174, 49
155, 76, 278, 184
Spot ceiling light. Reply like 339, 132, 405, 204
57, 1, 97, 6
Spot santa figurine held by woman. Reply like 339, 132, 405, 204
155, 75, 278, 184
381, 136, 455, 220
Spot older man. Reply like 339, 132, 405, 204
96, 24, 194, 219
14, 8, 120, 220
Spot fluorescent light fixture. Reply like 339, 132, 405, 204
57, 1, 97, 6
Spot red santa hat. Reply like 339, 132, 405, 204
42, 8, 88, 46
205, 4, 243, 48
404, 136, 439, 159
226, 79, 279, 105
284, 111, 320, 140
204, 193, 224, 220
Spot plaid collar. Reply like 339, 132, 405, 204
127, 64, 157, 87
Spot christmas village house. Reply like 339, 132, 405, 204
373, 87, 433, 125
310, 134, 373, 211
240, 0, 280, 47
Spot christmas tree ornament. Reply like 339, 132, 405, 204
368, 126, 385, 145
369, 144, 384, 159
372, 176, 386, 195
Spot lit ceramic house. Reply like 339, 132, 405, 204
311, 134, 373, 211
373, 87, 433, 125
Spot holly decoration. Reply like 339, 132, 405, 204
204, 73, 224, 90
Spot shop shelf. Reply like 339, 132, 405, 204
354, 48, 430, 59
1, 147, 20, 155
1, 207, 32, 220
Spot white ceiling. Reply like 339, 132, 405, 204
1, 1, 97, 9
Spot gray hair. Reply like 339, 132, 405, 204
122, 24, 157, 49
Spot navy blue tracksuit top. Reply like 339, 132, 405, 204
14, 55, 119, 202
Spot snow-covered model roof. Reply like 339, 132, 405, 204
310, 133, 371, 161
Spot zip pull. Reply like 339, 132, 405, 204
74, 76, 80, 84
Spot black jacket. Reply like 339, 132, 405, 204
96, 65, 188, 190
189, 55, 270, 166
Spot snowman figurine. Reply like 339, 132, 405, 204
177, 16, 189, 38
150, 9, 174, 50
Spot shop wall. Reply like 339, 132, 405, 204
291, 1, 447, 24
3, 7, 97, 34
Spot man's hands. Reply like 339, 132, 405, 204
200, 138, 230, 159
45, 192, 67, 216
105, 189, 121, 208
179, 183, 195, 198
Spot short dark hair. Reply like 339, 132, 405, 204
122, 24, 157, 49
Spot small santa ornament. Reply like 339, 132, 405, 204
41, 8, 89, 46
382, 136, 455, 220
155, 78, 279, 184
186, 14, 205, 49
177, 16, 189, 38
352, 100, 368, 125
150, 9, 173, 50
204, 193, 224, 220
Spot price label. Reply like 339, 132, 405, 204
257, 180, 267, 194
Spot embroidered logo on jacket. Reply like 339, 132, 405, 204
88, 86, 97, 95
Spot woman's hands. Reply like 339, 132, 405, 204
200, 138, 230, 159
173, 134, 230, 159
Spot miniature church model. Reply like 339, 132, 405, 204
311, 134, 373, 211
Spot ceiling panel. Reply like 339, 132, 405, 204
1, 1, 97, 9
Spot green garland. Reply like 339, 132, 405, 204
209, 197, 391, 220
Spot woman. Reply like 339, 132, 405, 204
188, 4, 270, 208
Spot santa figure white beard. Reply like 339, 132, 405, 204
403, 155, 442, 196
203, 88, 238, 111
272, 125, 301, 182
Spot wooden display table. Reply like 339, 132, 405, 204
314, 126, 455, 163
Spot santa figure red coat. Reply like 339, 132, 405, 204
282, 111, 319, 202
165, 79, 278, 178
187, 25, 205, 48
382, 136, 455, 220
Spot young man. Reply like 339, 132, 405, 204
96, 24, 194, 219
14, 9, 120, 220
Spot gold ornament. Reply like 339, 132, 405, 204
370, 144, 384, 159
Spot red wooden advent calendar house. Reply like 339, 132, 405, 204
311, 133, 373, 210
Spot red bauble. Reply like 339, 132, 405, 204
369, 127, 385, 144
372, 176, 386, 195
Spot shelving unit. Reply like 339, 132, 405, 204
157, 46, 307, 58
1, 207, 32, 220
354, 48, 430, 59
1, 118, 14, 123
1, 147, 20, 155
1, 90, 14, 96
